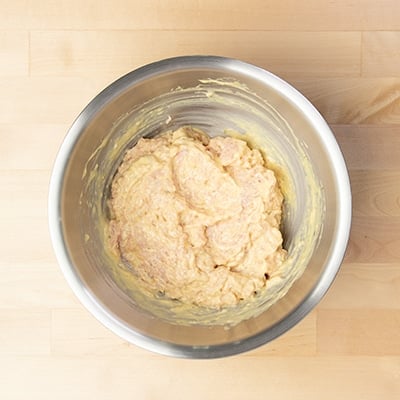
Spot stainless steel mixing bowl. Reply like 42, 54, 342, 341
49, 56, 351, 358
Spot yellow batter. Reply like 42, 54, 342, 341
108, 127, 286, 308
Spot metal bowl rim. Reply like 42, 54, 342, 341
48, 55, 352, 359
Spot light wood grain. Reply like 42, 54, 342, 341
333, 125, 400, 169
51, 308, 140, 357
1, 0, 400, 398
345, 216, 400, 263
0, 262, 78, 309
251, 311, 317, 356
350, 170, 400, 217
0, 355, 399, 400
0, 309, 51, 356
320, 263, 400, 310
0, 170, 49, 217
0, 31, 28, 76
363, 31, 400, 77
30, 30, 361, 79
291, 78, 400, 124
2, 0, 400, 31
0, 124, 69, 170
317, 309, 400, 355
0, 77, 108, 124
0, 216, 53, 263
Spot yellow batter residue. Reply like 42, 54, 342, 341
81, 77, 325, 326
108, 127, 286, 309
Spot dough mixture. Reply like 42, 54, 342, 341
108, 127, 286, 308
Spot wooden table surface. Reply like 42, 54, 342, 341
1, 1, 400, 398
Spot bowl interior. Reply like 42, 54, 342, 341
54, 57, 349, 357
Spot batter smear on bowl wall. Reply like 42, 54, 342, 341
108, 126, 286, 309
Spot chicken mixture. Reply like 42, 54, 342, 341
108, 127, 286, 308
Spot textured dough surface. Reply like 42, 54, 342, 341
108, 127, 286, 308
